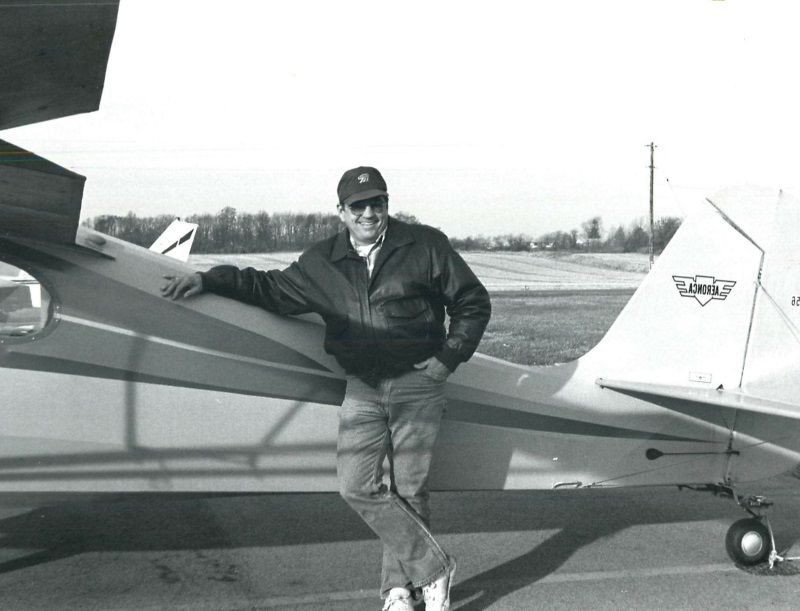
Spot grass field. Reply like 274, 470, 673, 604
189, 252, 645, 366
190, 251, 649, 292
481, 289, 635, 365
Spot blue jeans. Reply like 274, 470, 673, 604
337, 369, 450, 597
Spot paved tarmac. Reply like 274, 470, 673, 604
1, 474, 800, 610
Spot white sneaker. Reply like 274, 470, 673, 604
383, 587, 414, 611
421, 557, 456, 611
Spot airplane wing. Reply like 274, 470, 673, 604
596, 378, 800, 422
0, 1, 120, 244
0, 0, 120, 130
0, 140, 85, 244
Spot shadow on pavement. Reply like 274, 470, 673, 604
439, 478, 800, 610
0, 473, 798, 606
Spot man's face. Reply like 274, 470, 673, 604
338, 196, 389, 246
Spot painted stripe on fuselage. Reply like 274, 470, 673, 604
1, 351, 343, 402
58, 314, 341, 379
446, 398, 710, 441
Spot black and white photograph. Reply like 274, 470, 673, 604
2, 1, 800, 609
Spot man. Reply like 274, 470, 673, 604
161, 166, 491, 611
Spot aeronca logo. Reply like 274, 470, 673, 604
672, 275, 736, 306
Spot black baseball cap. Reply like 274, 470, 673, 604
337, 166, 389, 206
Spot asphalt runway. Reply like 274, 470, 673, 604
1, 474, 800, 610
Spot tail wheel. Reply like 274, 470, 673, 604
726, 518, 771, 565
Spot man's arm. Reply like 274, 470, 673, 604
160, 262, 312, 316
199, 263, 311, 316
432, 239, 492, 372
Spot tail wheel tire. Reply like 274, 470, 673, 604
726, 518, 770, 565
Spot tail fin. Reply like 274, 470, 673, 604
584, 186, 798, 401
149, 219, 198, 262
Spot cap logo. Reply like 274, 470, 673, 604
357, 173, 369, 184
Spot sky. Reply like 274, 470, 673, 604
5, 0, 800, 239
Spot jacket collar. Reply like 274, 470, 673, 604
330, 217, 414, 262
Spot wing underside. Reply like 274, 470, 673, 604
0, 0, 120, 244
0, 140, 85, 244
0, 0, 120, 131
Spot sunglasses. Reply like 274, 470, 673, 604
345, 200, 387, 216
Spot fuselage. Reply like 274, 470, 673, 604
1, 226, 798, 494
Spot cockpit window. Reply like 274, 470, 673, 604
0, 262, 53, 338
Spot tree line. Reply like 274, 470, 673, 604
83, 208, 682, 254
87, 208, 347, 253
448, 215, 681, 253
529, 215, 682, 254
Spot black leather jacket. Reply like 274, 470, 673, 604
200, 218, 491, 382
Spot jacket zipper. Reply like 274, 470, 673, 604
359, 256, 382, 374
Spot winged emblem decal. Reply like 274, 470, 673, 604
672, 275, 736, 306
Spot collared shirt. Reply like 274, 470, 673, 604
350, 229, 386, 276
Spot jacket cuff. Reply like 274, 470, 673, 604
435, 345, 461, 372
198, 267, 229, 293
197, 271, 215, 292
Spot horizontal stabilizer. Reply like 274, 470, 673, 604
597, 378, 800, 421
0, 0, 120, 130
0, 140, 85, 244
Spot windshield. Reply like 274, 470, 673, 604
0, 262, 53, 338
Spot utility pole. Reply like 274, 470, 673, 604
647, 142, 656, 270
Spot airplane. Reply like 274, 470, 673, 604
148, 219, 198, 262
0, 213, 192, 334
2, 0, 800, 571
